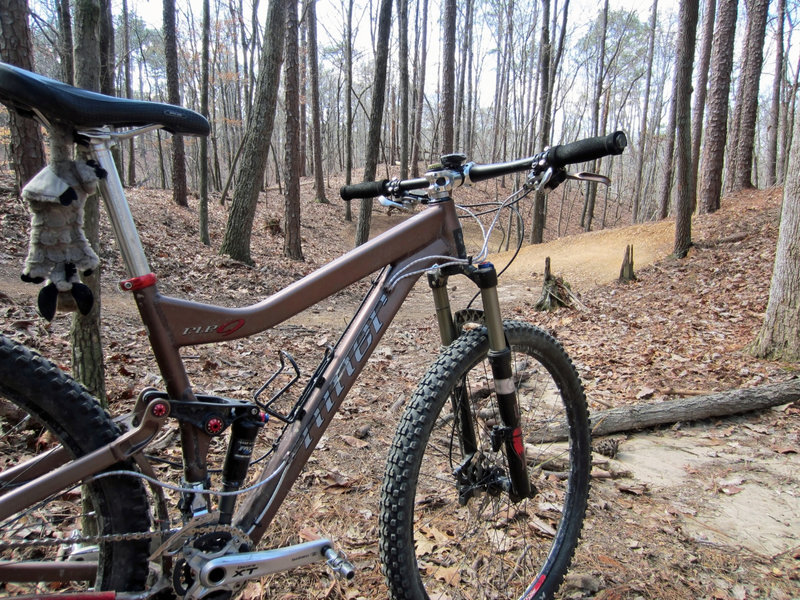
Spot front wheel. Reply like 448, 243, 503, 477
380, 321, 591, 600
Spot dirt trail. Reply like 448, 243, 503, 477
489, 220, 675, 289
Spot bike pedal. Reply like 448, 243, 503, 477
324, 546, 356, 581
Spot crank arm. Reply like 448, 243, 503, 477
197, 538, 343, 587
566, 171, 611, 186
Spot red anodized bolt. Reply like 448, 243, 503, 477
151, 402, 169, 417
206, 417, 225, 435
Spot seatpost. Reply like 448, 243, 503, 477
80, 128, 151, 278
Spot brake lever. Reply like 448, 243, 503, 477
379, 194, 424, 211
566, 171, 611, 186
379, 195, 406, 210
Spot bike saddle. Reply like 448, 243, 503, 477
0, 61, 209, 136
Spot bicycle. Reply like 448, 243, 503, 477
0, 61, 626, 599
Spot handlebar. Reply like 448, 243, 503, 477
339, 131, 627, 200
546, 130, 627, 169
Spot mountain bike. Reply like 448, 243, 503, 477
0, 61, 626, 599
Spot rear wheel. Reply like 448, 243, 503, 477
380, 321, 591, 599
0, 335, 151, 595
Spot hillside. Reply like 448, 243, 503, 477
0, 172, 798, 599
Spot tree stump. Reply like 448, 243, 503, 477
619, 244, 636, 282
535, 257, 584, 311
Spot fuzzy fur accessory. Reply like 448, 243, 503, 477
21, 159, 106, 321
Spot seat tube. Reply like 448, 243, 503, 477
85, 131, 151, 278
473, 263, 532, 501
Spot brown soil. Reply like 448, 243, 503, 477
0, 171, 798, 599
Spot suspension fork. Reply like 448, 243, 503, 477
470, 262, 532, 502
428, 271, 479, 474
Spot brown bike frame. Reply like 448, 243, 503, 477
0, 129, 465, 549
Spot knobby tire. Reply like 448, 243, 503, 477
380, 321, 591, 600
0, 335, 151, 594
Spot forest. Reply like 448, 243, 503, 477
2, 1, 800, 597
3, 0, 800, 368
1, 0, 793, 252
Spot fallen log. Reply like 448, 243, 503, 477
535, 379, 800, 443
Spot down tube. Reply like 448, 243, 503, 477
236, 243, 447, 543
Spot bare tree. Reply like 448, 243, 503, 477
343, 0, 354, 220
673, 0, 700, 258
354, 0, 392, 246
163, 0, 188, 206
582, 0, 608, 231
219, 0, 287, 264
284, 0, 303, 259
122, 0, 135, 186
689, 0, 715, 208
410, 0, 429, 177
56, 0, 74, 84
0, 0, 45, 191
71, 0, 106, 402
752, 116, 800, 360
725, 0, 769, 193
306, 0, 328, 203
765, 0, 785, 187
698, 0, 738, 213
199, 0, 210, 245
440, 0, 456, 154
397, 0, 409, 178
531, 0, 552, 244
632, 0, 658, 223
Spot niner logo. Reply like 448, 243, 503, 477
182, 318, 245, 337
301, 293, 388, 449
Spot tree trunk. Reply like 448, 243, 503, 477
698, 0, 737, 213
219, 0, 287, 264
199, 0, 210, 245
583, 0, 608, 232
164, 0, 188, 207
752, 113, 800, 360
726, 0, 769, 193
688, 0, 715, 210
0, 0, 46, 191
531, 0, 552, 244
439, 0, 456, 155
306, 0, 328, 203
673, 0, 700, 259
71, 0, 106, 404
632, 0, 658, 224
57, 0, 74, 84
343, 0, 354, 220
354, 0, 392, 246
765, 0, 785, 187
410, 0, 428, 177
122, 0, 136, 187
453, 0, 472, 153
397, 0, 409, 178
657, 86, 677, 220
537, 379, 800, 443
284, 0, 303, 260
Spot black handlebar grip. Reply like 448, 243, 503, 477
548, 131, 627, 168
339, 179, 389, 201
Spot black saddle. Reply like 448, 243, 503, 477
0, 62, 209, 136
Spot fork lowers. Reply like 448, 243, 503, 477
471, 262, 533, 501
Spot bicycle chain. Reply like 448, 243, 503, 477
0, 522, 250, 552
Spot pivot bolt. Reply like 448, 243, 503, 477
206, 417, 225, 435
151, 402, 169, 417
